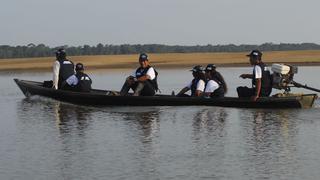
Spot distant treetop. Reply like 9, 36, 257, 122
1, 43, 320, 59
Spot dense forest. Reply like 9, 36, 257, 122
1, 43, 320, 59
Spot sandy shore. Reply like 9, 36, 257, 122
1, 50, 320, 72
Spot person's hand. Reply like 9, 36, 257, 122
126, 76, 135, 85
240, 74, 247, 79
251, 95, 259, 101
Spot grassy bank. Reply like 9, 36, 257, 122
1, 50, 320, 72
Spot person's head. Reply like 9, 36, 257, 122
75, 63, 84, 72
205, 64, 216, 79
55, 48, 66, 60
191, 65, 205, 80
139, 53, 149, 68
247, 50, 262, 65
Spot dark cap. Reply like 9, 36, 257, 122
75, 63, 84, 71
205, 64, 216, 71
139, 53, 148, 61
246, 50, 262, 57
55, 48, 66, 59
55, 48, 66, 55
190, 65, 204, 73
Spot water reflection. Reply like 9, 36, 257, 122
18, 97, 93, 136
192, 107, 228, 138
53, 101, 92, 135
110, 108, 161, 179
239, 110, 299, 179
115, 108, 160, 144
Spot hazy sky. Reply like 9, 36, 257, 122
1, 0, 320, 47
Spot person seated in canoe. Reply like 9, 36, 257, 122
120, 53, 159, 96
205, 64, 228, 95
237, 50, 272, 101
204, 64, 225, 98
176, 65, 205, 97
62, 63, 92, 92
52, 48, 75, 90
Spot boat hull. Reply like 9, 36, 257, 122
14, 79, 318, 109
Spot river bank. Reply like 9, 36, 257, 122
1, 50, 320, 72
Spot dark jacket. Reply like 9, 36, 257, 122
58, 59, 74, 88
75, 72, 92, 92
252, 63, 272, 96
135, 66, 159, 91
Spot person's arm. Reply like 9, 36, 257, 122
251, 65, 262, 101
137, 75, 150, 82
252, 78, 261, 101
52, 61, 60, 89
177, 87, 190, 96
240, 74, 253, 79
194, 80, 205, 97
137, 67, 155, 82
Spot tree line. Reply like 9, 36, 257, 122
1, 43, 320, 59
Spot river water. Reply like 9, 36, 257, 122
1, 67, 320, 180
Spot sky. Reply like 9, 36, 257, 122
1, 0, 320, 47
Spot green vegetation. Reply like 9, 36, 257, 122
1, 43, 320, 59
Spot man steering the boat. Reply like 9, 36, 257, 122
52, 48, 75, 90
237, 50, 272, 101
120, 53, 158, 96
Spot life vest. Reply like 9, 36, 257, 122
190, 79, 200, 97
211, 71, 227, 92
252, 63, 272, 96
75, 72, 92, 92
135, 66, 159, 91
205, 80, 225, 98
58, 59, 74, 88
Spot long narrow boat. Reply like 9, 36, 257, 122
14, 79, 318, 109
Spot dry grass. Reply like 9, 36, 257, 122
1, 50, 320, 72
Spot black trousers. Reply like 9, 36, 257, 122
120, 80, 155, 96
237, 86, 271, 98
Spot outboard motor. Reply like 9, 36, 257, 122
271, 64, 298, 92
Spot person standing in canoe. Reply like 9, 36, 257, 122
52, 48, 75, 90
120, 53, 159, 96
237, 50, 272, 101
62, 63, 92, 92
204, 64, 225, 98
176, 65, 206, 97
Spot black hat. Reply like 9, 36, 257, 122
205, 64, 216, 71
139, 53, 148, 61
55, 48, 66, 59
75, 63, 84, 71
190, 65, 204, 73
246, 50, 262, 57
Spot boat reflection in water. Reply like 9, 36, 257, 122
238, 109, 299, 179
192, 107, 228, 138
53, 101, 93, 135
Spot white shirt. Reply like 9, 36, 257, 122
52, 61, 60, 89
52, 60, 75, 89
187, 79, 205, 91
132, 67, 156, 80
205, 80, 219, 93
66, 75, 78, 86
253, 65, 262, 79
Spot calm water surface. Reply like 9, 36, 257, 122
1, 67, 320, 180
